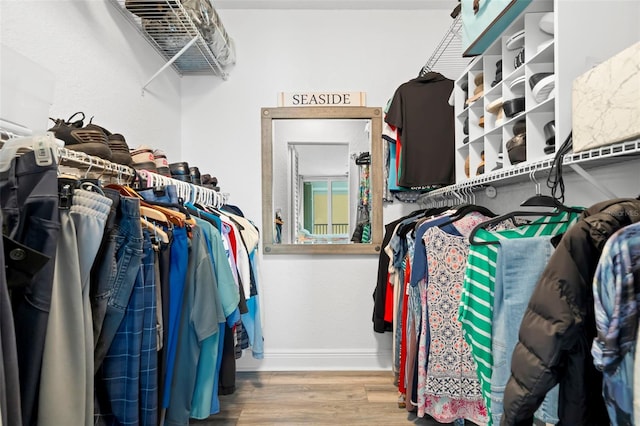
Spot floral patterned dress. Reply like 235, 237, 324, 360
420, 225, 488, 425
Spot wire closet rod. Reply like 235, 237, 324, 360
137, 169, 229, 209
0, 123, 137, 183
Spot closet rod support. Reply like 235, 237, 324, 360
568, 163, 618, 199
141, 36, 199, 94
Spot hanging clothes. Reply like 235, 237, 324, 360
0, 133, 261, 426
417, 213, 492, 424
39, 188, 112, 426
0, 149, 60, 426
491, 236, 559, 426
385, 72, 455, 188
0, 216, 21, 426
503, 198, 640, 426
592, 221, 640, 425
459, 210, 581, 423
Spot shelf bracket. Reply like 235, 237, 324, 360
141, 36, 199, 94
567, 163, 618, 199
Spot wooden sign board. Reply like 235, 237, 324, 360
278, 92, 366, 107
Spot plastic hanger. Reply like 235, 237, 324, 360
520, 171, 583, 214
468, 172, 574, 246
0, 133, 62, 172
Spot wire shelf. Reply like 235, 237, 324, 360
108, 0, 231, 80
420, 138, 640, 200
420, 15, 473, 81
57, 147, 137, 183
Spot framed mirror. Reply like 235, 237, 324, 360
261, 106, 383, 254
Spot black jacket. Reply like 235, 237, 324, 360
502, 198, 640, 426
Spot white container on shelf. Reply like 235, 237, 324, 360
572, 41, 640, 153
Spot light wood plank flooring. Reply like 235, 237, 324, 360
189, 371, 476, 425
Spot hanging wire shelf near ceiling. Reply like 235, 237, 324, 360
108, 0, 229, 83
420, 15, 472, 80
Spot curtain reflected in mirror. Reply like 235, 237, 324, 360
261, 107, 383, 255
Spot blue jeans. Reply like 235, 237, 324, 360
161, 225, 189, 408
98, 231, 157, 426
138, 184, 178, 204
491, 236, 559, 425
90, 188, 121, 348
0, 150, 60, 426
93, 196, 144, 371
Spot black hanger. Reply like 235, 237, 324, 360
520, 171, 583, 214
468, 173, 580, 245
468, 209, 569, 246
520, 194, 583, 214
451, 203, 496, 220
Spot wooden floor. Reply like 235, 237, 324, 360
189, 371, 474, 425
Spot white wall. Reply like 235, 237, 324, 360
181, 8, 455, 369
0, 0, 182, 160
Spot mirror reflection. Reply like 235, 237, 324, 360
273, 121, 370, 245
261, 107, 383, 255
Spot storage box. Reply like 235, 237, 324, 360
461, 0, 532, 56
572, 41, 640, 153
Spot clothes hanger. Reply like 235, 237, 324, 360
520, 170, 583, 214
468, 209, 569, 246
0, 133, 62, 172
139, 194, 171, 243
107, 181, 188, 227
468, 174, 574, 246
140, 217, 170, 243
140, 205, 169, 224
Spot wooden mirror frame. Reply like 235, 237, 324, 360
261, 106, 383, 255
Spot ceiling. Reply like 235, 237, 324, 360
213, 0, 456, 10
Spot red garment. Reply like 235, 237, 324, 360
386, 121, 402, 183
383, 272, 394, 323
398, 260, 411, 394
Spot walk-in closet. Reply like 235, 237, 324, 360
1, 0, 639, 425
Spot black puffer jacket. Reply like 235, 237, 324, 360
502, 198, 640, 426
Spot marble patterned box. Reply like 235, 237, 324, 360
572, 41, 640, 153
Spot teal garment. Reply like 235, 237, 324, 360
190, 335, 221, 419
245, 252, 264, 359
165, 227, 221, 426
190, 218, 237, 420
193, 217, 240, 317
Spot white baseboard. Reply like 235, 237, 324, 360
236, 349, 393, 371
